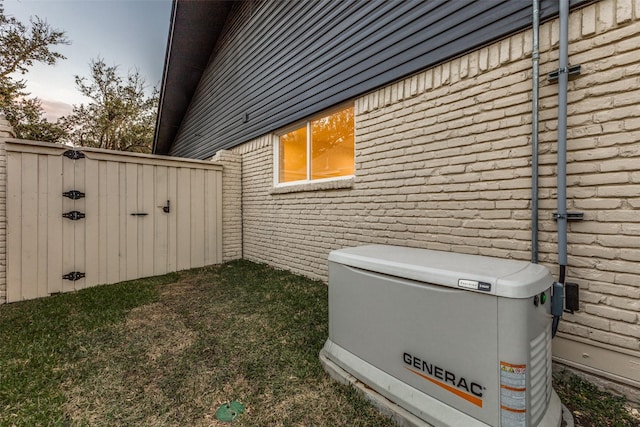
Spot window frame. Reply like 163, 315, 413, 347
273, 103, 355, 188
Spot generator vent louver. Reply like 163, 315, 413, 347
530, 329, 553, 425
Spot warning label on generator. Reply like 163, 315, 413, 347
500, 361, 526, 426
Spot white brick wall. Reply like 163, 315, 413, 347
210, 149, 242, 262
233, 0, 640, 386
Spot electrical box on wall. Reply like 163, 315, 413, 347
320, 245, 563, 427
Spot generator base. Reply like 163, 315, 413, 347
321, 340, 564, 427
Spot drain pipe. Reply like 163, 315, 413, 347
552, 0, 570, 337
531, 0, 540, 264
557, 0, 569, 283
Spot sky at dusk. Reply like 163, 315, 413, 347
4, 0, 172, 121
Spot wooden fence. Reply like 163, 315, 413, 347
5, 140, 223, 303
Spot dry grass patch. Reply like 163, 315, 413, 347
63, 299, 199, 425
56, 261, 394, 426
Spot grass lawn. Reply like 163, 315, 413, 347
0, 260, 637, 426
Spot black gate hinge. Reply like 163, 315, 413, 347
63, 190, 85, 200
63, 271, 85, 281
63, 150, 85, 160
62, 211, 85, 220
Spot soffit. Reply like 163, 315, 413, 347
153, 0, 232, 155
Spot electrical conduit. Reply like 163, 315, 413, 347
531, 0, 540, 264
553, 0, 570, 337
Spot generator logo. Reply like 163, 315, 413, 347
403, 352, 484, 408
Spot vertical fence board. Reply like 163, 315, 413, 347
118, 163, 128, 281
20, 153, 39, 300
167, 166, 178, 272
6, 152, 22, 302
141, 164, 154, 277
72, 158, 86, 291
191, 169, 205, 268
37, 155, 49, 298
46, 155, 63, 295
154, 165, 168, 275
176, 168, 191, 271
61, 157, 77, 293
97, 161, 108, 285
136, 165, 144, 276
84, 158, 100, 288
125, 163, 139, 280
106, 161, 120, 285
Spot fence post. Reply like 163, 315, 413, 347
0, 115, 15, 304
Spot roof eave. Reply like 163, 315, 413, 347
153, 0, 232, 155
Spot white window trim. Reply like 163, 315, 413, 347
273, 104, 355, 188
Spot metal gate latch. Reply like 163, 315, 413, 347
63, 190, 86, 200
62, 211, 85, 220
63, 271, 85, 281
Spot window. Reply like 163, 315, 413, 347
277, 106, 354, 185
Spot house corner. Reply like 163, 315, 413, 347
210, 149, 242, 262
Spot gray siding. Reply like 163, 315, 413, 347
169, 0, 573, 159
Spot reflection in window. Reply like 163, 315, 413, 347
277, 106, 354, 184
311, 108, 354, 180
279, 126, 307, 183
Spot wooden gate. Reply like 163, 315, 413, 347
6, 140, 223, 302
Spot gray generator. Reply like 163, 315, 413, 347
320, 245, 562, 427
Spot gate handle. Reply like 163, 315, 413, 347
130, 213, 148, 216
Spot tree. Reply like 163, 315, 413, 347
5, 97, 67, 141
0, 1, 69, 141
61, 59, 158, 153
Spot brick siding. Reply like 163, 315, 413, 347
210, 149, 242, 262
233, 0, 640, 380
